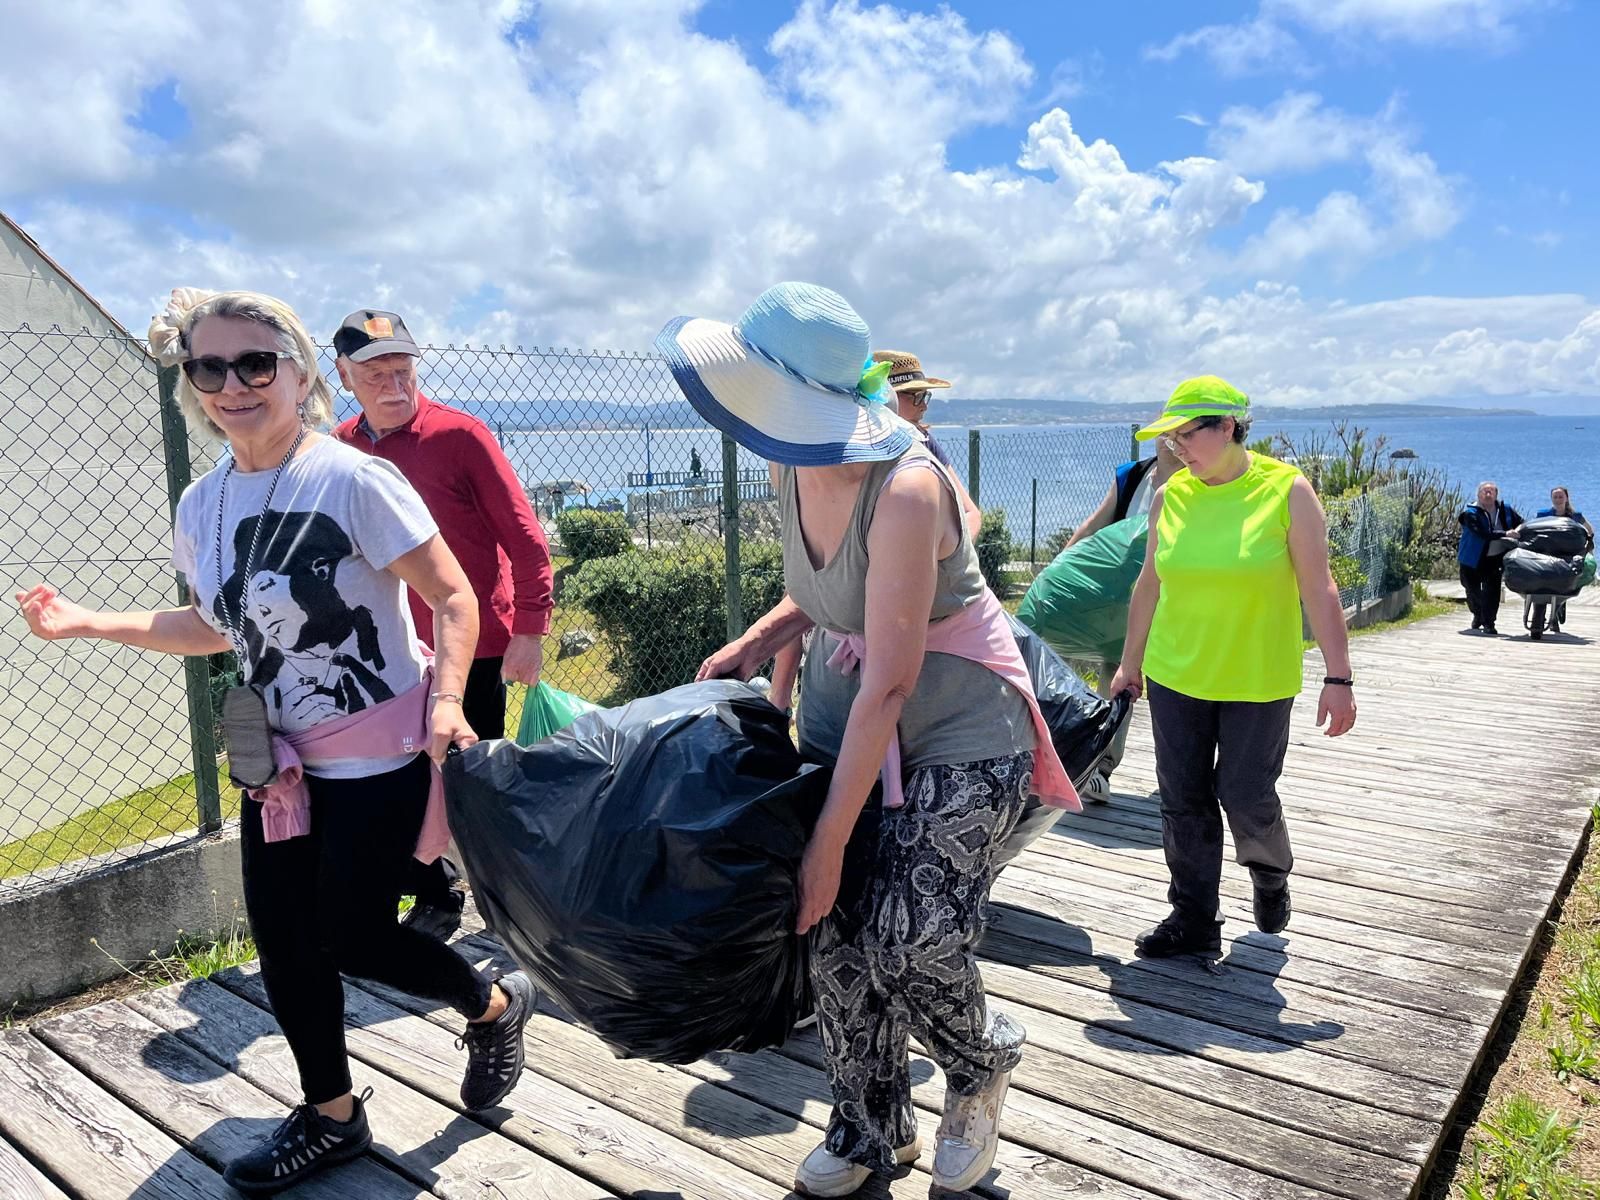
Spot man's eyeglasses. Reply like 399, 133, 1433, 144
182, 351, 293, 394
1161, 416, 1224, 453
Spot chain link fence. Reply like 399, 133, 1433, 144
1, 327, 1409, 892
1325, 479, 1415, 611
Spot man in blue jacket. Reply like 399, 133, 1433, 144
1458, 481, 1524, 635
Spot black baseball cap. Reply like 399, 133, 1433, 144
333, 309, 420, 362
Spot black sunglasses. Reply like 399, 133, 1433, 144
182, 350, 293, 394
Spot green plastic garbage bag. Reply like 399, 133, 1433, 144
517, 681, 600, 745
1580, 554, 1597, 590
1016, 516, 1148, 663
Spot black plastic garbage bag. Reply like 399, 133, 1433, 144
1516, 516, 1592, 559
443, 679, 828, 1063
1503, 547, 1585, 598
997, 615, 1131, 867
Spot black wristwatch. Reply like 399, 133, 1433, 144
1323, 676, 1354, 687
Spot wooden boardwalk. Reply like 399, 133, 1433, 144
5, 596, 1599, 1200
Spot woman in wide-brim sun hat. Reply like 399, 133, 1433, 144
661, 282, 1077, 1198
1109, 374, 1357, 963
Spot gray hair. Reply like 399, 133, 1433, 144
1230, 413, 1253, 444
173, 292, 334, 440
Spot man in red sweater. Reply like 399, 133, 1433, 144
333, 308, 554, 938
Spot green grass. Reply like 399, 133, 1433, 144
91, 893, 257, 990
0, 770, 241, 883
1462, 1096, 1598, 1199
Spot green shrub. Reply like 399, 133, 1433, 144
565, 538, 788, 701
556, 508, 633, 567
976, 508, 1014, 595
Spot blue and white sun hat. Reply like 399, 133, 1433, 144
655, 282, 917, 466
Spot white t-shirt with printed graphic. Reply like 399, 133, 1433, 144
172, 435, 437, 779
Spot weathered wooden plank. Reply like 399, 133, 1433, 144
997, 860, 1511, 1001
0, 1029, 221, 1200
1012, 836, 1533, 964
212, 964, 853, 1200
33, 1001, 428, 1200
989, 883, 1503, 1028
353, 938, 1112, 1200
123, 982, 610, 1200
683, 1027, 1345, 1200
0, 1134, 69, 1200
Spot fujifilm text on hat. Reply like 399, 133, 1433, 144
333, 309, 420, 363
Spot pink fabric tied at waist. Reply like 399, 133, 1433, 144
823, 587, 1080, 813
249, 668, 451, 864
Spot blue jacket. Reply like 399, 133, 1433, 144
1537, 506, 1586, 522
1458, 502, 1524, 568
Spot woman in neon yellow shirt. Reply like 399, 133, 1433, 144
1110, 377, 1356, 960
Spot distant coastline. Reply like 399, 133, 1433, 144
923, 399, 1540, 426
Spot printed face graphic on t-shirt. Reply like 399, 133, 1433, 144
217, 508, 394, 719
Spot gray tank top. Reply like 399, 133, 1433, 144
781, 446, 1034, 771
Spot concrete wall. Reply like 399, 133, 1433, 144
0, 827, 245, 1006
0, 220, 196, 861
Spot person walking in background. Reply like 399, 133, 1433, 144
1535, 486, 1594, 633
18, 290, 536, 1195
1111, 376, 1356, 961
333, 309, 554, 940
668, 283, 1078, 1197
1060, 430, 1183, 803
1457, 481, 1524, 636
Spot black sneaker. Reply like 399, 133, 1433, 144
1484, 625, 1499, 636
1471, 617, 1482, 630
1253, 883, 1292, 934
459, 970, 535, 1111
222, 1090, 372, 1195
401, 888, 466, 941
1134, 917, 1221, 960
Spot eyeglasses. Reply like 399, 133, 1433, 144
1161, 416, 1224, 453
182, 351, 293, 394
897, 389, 929, 407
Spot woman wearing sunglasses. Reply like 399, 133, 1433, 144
15, 289, 534, 1196
1110, 376, 1356, 961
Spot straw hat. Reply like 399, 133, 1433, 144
655, 282, 916, 466
873, 349, 951, 394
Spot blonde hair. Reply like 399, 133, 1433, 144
164, 291, 334, 440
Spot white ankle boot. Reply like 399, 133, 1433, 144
793, 1136, 920, 1197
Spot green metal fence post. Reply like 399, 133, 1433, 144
721, 433, 744, 639
968, 429, 982, 505
1130, 423, 1140, 462
1030, 478, 1038, 570
157, 364, 224, 833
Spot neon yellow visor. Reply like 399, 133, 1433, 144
1136, 375, 1250, 441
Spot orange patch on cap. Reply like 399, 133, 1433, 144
363, 316, 394, 338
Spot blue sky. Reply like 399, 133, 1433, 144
4, 0, 1597, 407
695, 0, 1595, 303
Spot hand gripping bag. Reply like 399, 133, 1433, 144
445, 679, 827, 1062
995, 615, 1131, 868
1016, 516, 1147, 662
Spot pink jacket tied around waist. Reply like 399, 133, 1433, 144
249, 668, 451, 864
823, 586, 1080, 812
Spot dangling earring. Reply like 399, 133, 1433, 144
297, 402, 307, 426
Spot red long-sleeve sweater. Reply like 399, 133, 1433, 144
335, 394, 553, 657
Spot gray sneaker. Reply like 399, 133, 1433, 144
932, 1064, 1016, 1192
458, 971, 535, 1111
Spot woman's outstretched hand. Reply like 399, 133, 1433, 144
16, 585, 95, 641
695, 636, 765, 683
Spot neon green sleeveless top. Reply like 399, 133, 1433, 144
1145, 453, 1304, 702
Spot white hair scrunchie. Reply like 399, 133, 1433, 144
147, 287, 217, 365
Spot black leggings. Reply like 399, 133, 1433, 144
241, 754, 494, 1103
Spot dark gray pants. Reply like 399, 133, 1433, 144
1147, 679, 1295, 931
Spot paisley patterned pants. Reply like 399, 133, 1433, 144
811, 752, 1033, 1171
